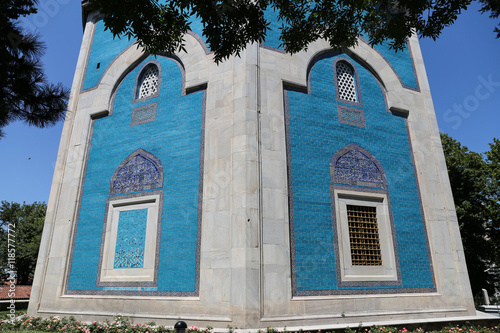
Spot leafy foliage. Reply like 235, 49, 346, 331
441, 133, 500, 298
485, 138, 500, 275
0, 316, 499, 333
0, 314, 213, 333
479, 0, 500, 37
86, 0, 500, 63
345, 325, 500, 333
0, 0, 69, 139
0, 201, 46, 285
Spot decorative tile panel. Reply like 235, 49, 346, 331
131, 103, 157, 126
338, 106, 365, 127
331, 145, 387, 189
109, 149, 163, 195
114, 209, 148, 269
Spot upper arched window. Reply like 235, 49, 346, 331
335, 61, 358, 103
135, 63, 161, 101
332, 58, 364, 126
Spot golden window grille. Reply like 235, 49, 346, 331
347, 205, 382, 266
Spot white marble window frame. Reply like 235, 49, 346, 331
99, 194, 160, 283
334, 189, 398, 283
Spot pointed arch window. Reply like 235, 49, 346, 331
134, 61, 161, 102
330, 144, 400, 286
336, 61, 358, 102
333, 58, 364, 127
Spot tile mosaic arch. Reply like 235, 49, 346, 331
109, 148, 164, 195
330, 143, 388, 189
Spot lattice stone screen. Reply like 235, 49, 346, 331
138, 66, 159, 99
336, 62, 358, 102
131, 104, 157, 126
338, 107, 365, 127
347, 205, 382, 266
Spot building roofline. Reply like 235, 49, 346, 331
82, 0, 92, 30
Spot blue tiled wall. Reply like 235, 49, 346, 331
68, 55, 203, 293
82, 16, 209, 92
262, 7, 418, 90
287, 53, 433, 292
82, 19, 135, 91
262, 6, 284, 50
370, 39, 418, 90
155, 0, 207, 47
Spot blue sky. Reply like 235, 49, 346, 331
0, 1, 499, 204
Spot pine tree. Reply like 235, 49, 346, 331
0, 0, 69, 139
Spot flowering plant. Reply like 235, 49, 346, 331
1, 315, 498, 333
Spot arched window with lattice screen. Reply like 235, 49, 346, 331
134, 62, 161, 102
336, 61, 358, 102
333, 58, 364, 126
